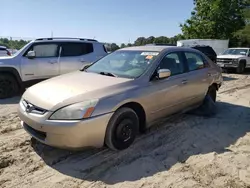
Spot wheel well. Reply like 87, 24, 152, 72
0, 71, 21, 89
118, 102, 146, 133
210, 83, 219, 91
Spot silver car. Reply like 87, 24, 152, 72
18, 46, 223, 150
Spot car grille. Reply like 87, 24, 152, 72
216, 58, 235, 64
22, 100, 47, 115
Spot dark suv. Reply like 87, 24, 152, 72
145, 44, 217, 63
190, 45, 217, 63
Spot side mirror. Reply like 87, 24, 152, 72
27, 51, 35, 59
157, 69, 171, 79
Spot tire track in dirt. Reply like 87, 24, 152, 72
0, 113, 21, 134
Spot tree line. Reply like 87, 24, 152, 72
107, 0, 250, 51
0, 38, 29, 50
1, 0, 250, 51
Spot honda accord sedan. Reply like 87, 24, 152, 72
18, 45, 223, 150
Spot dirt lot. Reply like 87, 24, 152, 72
1, 73, 250, 188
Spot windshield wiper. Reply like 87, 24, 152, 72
99, 72, 117, 77
80, 63, 93, 72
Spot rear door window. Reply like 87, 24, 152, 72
184, 52, 205, 71
60, 42, 93, 57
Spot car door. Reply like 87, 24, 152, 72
145, 51, 192, 124
20, 43, 60, 82
59, 42, 95, 74
183, 51, 211, 105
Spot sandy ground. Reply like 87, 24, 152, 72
1, 73, 250, 188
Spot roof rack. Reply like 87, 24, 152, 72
145, 43, 176, 46
35, 37, 98, 42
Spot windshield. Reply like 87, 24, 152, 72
223, 48, 248, 56
86, 50, 159, 79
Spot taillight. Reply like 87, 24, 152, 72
7, 51, 11, 56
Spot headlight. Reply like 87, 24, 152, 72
49, 99, 99, 120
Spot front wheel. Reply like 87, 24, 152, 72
105, 107, 139, 151
236, 62, 245, 74
0, 74, 19, 99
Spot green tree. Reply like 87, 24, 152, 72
145, 36, 155, 44
181, 0, 246, 40
234, 0, 250, 46
120, 43, 126, 48
0, 38, 29, 49
110, 43, 120, 51
134, 37, 147, 46
154, 36, 169, 44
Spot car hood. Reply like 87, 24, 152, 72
23, 71, 131, 110
0, 56, 14, 64
217, 54, 244, 59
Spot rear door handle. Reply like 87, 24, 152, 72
182, 80, 188, 84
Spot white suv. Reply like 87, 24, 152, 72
0, 37, 108, 99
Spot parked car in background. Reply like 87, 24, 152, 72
0, 37, 108, 99
0, 46, 11, 57
216, 48, 250, 73
18, 45, 223, 151
177, 39, 229, 55
190, 45, 217, 63
145, 44, 217, 63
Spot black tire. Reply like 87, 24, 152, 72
236, 62, 245, 74
0, 74, 19, 99
207, 85, 217, 102
105, 107, 139, 151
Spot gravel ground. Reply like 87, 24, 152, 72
1, 73, 250, 188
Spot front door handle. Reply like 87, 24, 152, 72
208, 73, 212, 76
182, 80, 188, 84
79, 58, 86, 62
48, 60, 57, 64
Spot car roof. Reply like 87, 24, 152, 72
118, 46, 202, 55
228, 47, 249, 49
0, 46, 7, 50
119, 45, 179, 52
31, 37, 101, 44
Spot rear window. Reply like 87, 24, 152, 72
60, 42, 93, 57
193, 46, 216, 56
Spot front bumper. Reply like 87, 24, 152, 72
18, 105, 113, 149
216, 62, 238, 68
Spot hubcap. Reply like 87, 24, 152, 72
116, 119, 133, 142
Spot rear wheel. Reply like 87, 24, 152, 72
0, 74, 19, 99
207, 85, 217, 102
105, 107, 139, 151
